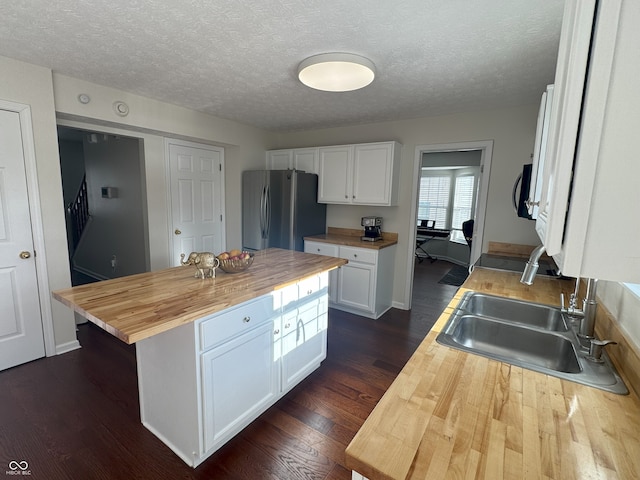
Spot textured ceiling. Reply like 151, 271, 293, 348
1, 1, 564, 132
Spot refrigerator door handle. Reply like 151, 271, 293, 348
264, 184, 271, 239
259, 185, 267, 238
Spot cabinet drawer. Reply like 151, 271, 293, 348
298, 274, 321, 302
339, 246, 377, 265
304, 241, 339, 257
200, 295, 275, 351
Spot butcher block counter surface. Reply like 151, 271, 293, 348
346, 268, 640, 480
53, 248, 346, 345
305, 227, 398, 250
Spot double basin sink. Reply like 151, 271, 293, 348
436, 292, 628, 394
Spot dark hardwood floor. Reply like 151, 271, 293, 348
0, 260, 460, 480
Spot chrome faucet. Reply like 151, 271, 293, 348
520, 244, 546, 285
520, 248, 617, 359
559, 276, 617, 358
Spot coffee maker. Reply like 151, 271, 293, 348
361, 216, 382, 241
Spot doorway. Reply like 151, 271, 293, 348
404, 141, 493, 309
57, 126, 148, 284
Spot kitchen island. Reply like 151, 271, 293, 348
53, 248, 347, 467
346, 268, 640, 479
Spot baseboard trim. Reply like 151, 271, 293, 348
55, 339, 81, 355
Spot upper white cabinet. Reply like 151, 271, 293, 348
318, 141, 401, 206
266, 147, 319, 174
536, 0, 640, 283
317, 145, 354, 203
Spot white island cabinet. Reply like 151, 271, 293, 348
536, 0, 640, 283
52, 248, 345, 468
136, 272, 329, 467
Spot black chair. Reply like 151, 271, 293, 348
462, 219, 474, 250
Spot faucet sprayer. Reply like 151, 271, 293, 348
520, 244, 546, 285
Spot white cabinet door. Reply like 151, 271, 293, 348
337, 262, 376, 313
293, 148, 319, 174
281, 299, 326, 391
352, 143, 397, 205
266, 150, 293, 170
527, 85, 554, 219
535, 0, 596, 254
201, 321, 278, 452
318, 145, 354, 203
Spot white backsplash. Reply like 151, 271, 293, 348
599, 281, 640, 350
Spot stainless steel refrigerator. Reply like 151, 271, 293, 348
242, 170, 327, 252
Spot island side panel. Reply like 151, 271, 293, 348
136, 321, 203, 467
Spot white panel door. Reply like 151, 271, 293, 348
0, 109, 45, 371
169, 142, 224, 265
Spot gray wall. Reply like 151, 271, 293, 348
72, 134, 148, 279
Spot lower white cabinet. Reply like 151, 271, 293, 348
136, 273, 329, 467
201, 321, 278, 452
305, 240, 395, 319
338, 260, 376, 312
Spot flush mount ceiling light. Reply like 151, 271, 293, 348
297, 53, 376, 92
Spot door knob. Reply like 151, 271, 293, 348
174, 229, 181, 235
19, 251, 31, 259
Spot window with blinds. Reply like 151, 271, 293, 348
418, 169, 477, 243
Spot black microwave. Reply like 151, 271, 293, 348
513, 163, 534, 220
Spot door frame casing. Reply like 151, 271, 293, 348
404, 140, 493, 308
165, 138, 226, 265
0, 99, 56, 356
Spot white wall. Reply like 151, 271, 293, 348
53, 73, 273, 270
273, 106, 542, 308
73, 134, 147, 278
599, 283, 640, 350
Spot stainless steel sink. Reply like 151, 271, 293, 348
448, 315, 580, 373
456, 292, 568, 331
436, 292, 628, 394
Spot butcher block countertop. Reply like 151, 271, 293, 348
305, 227, 398, 250
346, 268, 640, 479
52, 248, 346, 345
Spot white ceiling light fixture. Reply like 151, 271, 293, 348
298, 53, 376, 92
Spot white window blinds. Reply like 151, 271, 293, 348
450, 175, 475, 243
418, 175, 450, 229
418, 170, 477, 243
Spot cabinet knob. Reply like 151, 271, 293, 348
243, 316, 251, 323
284, 323, 291, 328
344, 195, 348, 199
353, 254, 357, 258
352, 195, 355, 199
307, 289, 313, 295
274, 329, 280, 335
